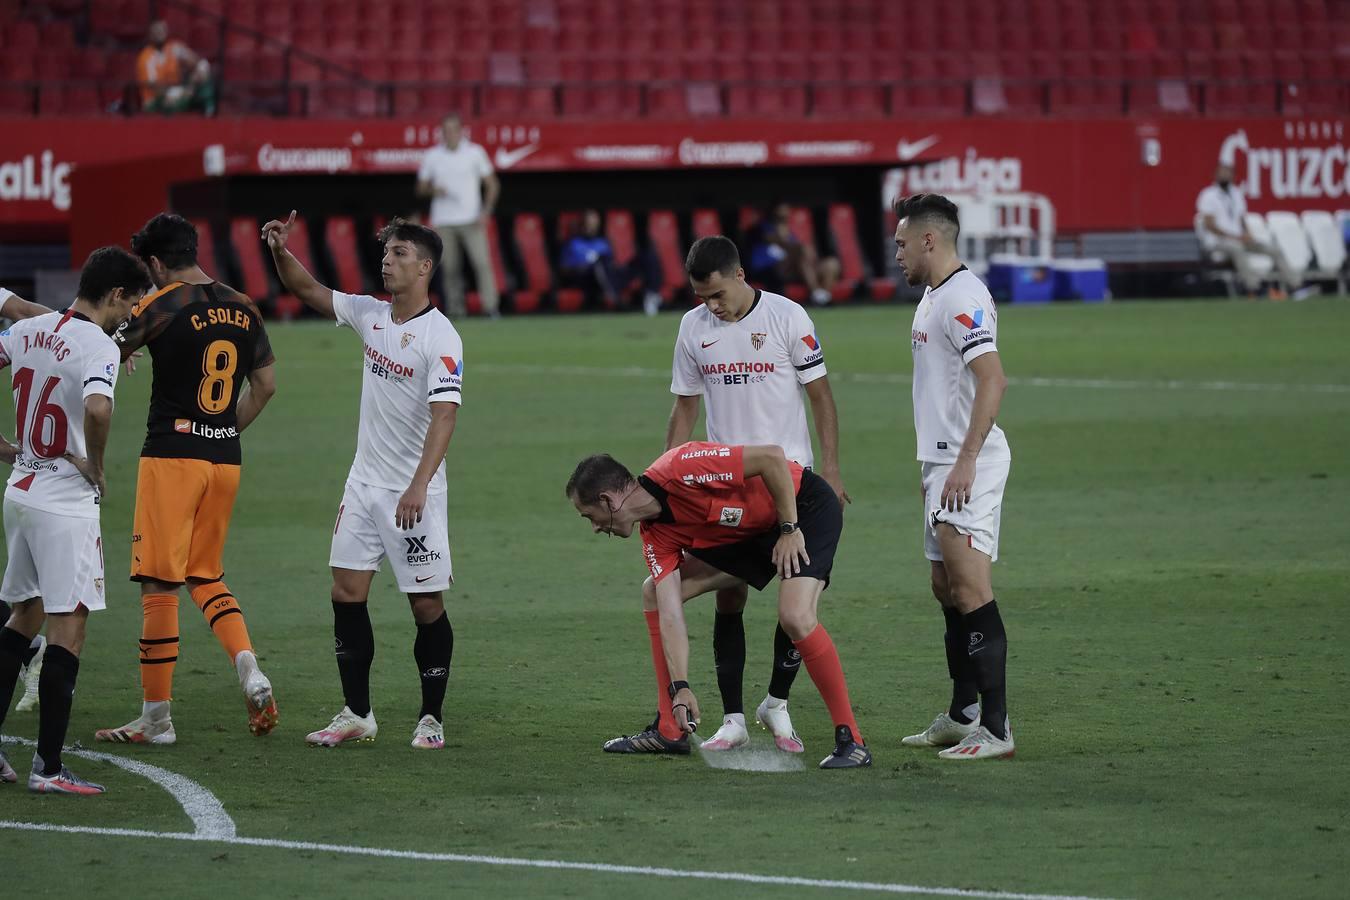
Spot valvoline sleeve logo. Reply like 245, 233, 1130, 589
954, 309, 984, 330
801, 334, 819, 351
440, 356, 462, 376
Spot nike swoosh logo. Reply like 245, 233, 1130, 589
494, 143, 539, 170
372, 324, 384, 330
415, 575, 435, 583
701, 340, 719, 348
897, 135, 940, 161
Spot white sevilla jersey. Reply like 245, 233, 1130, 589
0, 309, 120, 519
910, 266, 1011, 464
333, 291, 463, 494
671, 290, 825, 468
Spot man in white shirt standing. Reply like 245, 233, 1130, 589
416, 113, 501, 319
264, 212, 464, 752
1195, 162, 1299, 299
894, 193, 1015, 761
0, 247, 148, 793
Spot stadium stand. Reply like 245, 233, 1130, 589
2, 0, 1347, 117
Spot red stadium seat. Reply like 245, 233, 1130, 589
229, 217, 274, 303
325, 216, 367, 294
646, 210, 687, 301
692, 209, 722, 240
190, 220, 220, 282
828, 205, 895, 301
512, 213, 552, 313
605, 209, 638, 268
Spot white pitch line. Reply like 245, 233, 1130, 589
1, 735, 235, 839
0, 820, 1120, 900
475, 363, 1350, 395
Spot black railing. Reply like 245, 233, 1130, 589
6, 76, 1348, 119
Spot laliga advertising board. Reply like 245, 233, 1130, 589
1, 115, 1346, 234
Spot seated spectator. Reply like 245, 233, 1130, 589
559, 210, 663, 314
1196, 163, 1301, 299
747, 203, 842, 306
136, 20, 214, 115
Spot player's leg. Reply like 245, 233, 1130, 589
23, 514, 107, 793
0, 600, 45, 774
377, 485, 454, 748
184, 463, 276, 735
97, 457, 201, 745
604, 557, 740, 754
461, 221, 500, 317
0, 510, 47, 712
436, 226, 467, 318
929, 459, 1013, 760
777, 577, 868, 768
29, 607, 103, 795
706, 582, 749, 748
311, 482, 385, 746
902, 560, 980, 748
407, 591, 451, 749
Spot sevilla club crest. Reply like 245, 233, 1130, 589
750, 332, 766, 351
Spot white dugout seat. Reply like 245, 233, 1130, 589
1298, 210, 1347, 296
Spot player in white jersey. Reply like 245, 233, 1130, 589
604, 235, 851, 756
894, 193, 1015, 760
0, 286, 65, 716
0, 247, 148, 793
265, 213, 463, 751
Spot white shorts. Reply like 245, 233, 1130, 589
922, 459, 1010, 563
0, 497, 106, 614
329, 480, 453, 593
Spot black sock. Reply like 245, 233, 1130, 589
0, 626, 27, 733
712, 610, 746, 715
943, 605, 979, 723
963, 600, 1008, 740
333, 601, 375, 718
37, 644, 79, 776
767, 622, 802, 700
414, 613, 453, 722
21, 635, 41, 666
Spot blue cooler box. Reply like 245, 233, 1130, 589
985, 254, 1054, 303
1052, 258, 1108, 301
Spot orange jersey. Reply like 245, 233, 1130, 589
136, 40, 188, 102
637, 442, 804, 583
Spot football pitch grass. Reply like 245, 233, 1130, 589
2, 297, 1347, 898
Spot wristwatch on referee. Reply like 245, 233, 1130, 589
779, 521, 800, 536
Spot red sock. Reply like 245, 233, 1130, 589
645, 610, 682, 740
793, 624, 863, 745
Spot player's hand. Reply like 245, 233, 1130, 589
941, 456, 976, 512
124, 350, 143, 376
396, 482, 427, 530
820, 465, 852, 509
261, 210, 297, 252
671, 686, 700, 735
0, 436, 18, 466
64, 453, 105, 498
772, 530, 810, 580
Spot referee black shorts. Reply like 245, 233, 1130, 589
689, 470, 843, 591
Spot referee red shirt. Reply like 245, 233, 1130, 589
637, 442, 804, 583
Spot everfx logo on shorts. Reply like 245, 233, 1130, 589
405, 535, 442, 565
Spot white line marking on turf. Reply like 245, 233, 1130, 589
0, 821, 1120, 900
476, 363, 1350, 395
1, 735, 235, 839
